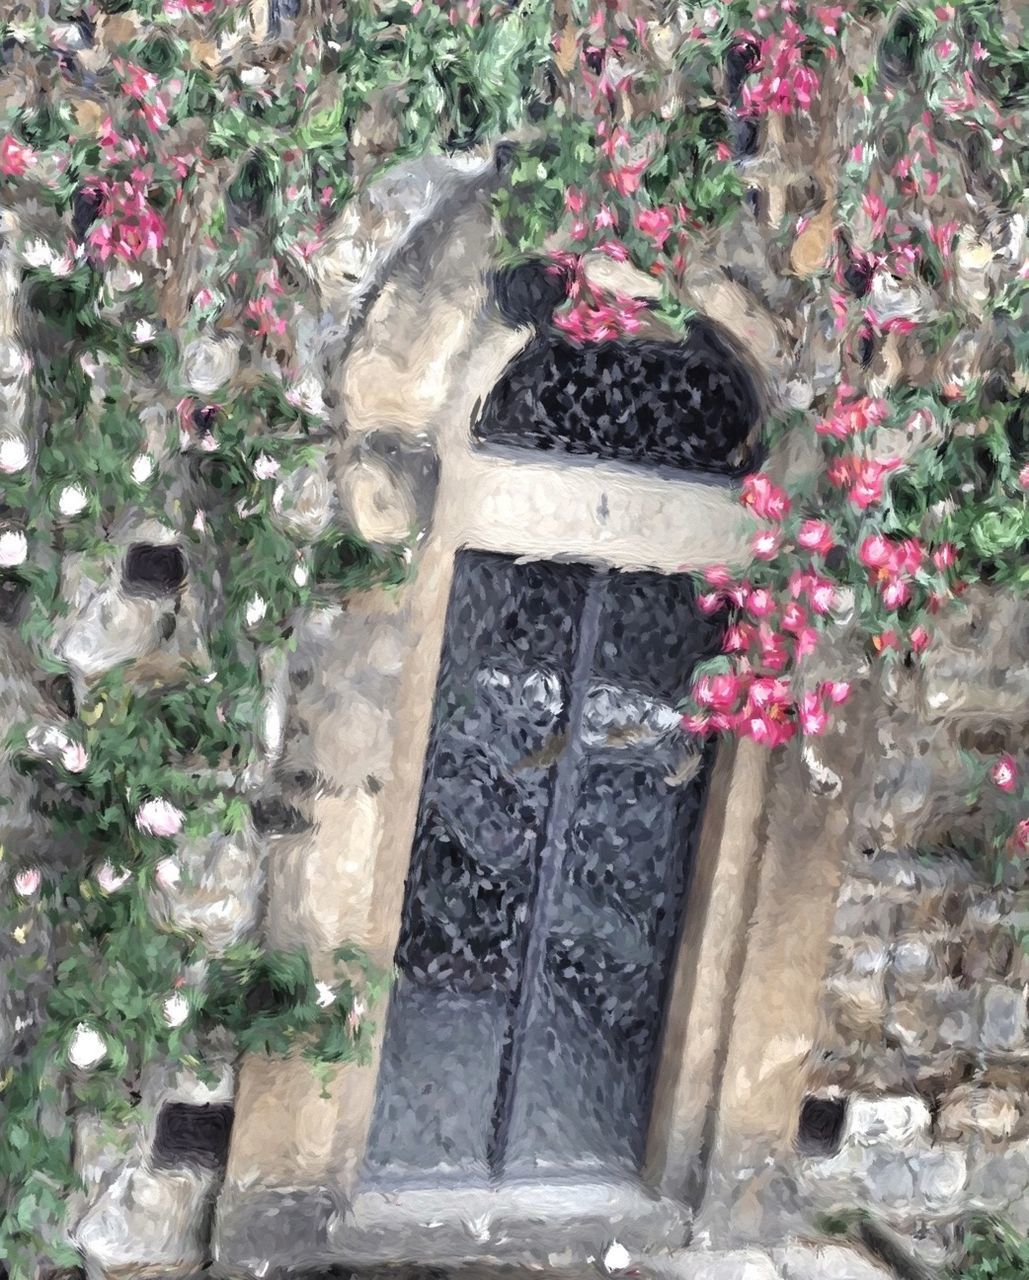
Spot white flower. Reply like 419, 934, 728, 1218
240, 66, 268, 86
602, 1242, 632, 1274
68, 1023, 107, 1070
0, 437, 28, 473
162, 991, 190, 1028
133, 319, 157, 344
0, 530, 27, 567
130, 454, 154, 484
14, 867, 41, 897
23, 239, 57, 269
315, 981, 336, 1009
244, 595, 267, 627
61, 741, 88, 773
51, 254, 74, 278
192, 509, 207, 534
293, 561, 309, 587
58, 484, 88, 517
95, 862, 131, 894
253, 453, 279, 481
155, 857, 181, 889
136, 798, 185, 838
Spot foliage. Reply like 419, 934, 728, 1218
958, 1217, 1029, 1280
0, 0, 1026, 1272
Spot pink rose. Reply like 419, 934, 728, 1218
797, 520, 835, 555
14, 868, 41, 897
991, 755, 1018, 793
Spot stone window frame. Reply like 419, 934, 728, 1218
215, 308, 773, 1277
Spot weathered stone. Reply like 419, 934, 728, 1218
911, 1148, 968, 1214
271, 456, 336, 541
773, 1240, 896, 1279
937, 1085, 1023, 1141
919, 587, 1029, 726
980, 983, 1029, 1053
75, 1163, 215, 1275
150, 824, 262, 954
842, 1095, 932, 1149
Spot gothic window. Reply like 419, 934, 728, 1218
366, 551, 721, 1181
473, 321, 759, 476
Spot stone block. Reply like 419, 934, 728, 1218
911, 1148, 968, 1213
774, 1240, 895, 1279
675, 1249, 781, 1280
75, 1163, 215, 1275
980, 983, 1029, 1054
937, 1085, 1023, 1141
843, 1094, 932, 1148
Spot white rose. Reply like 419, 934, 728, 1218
96, 862, 131, 894
315, 982, 336, 1009
130, 454, 154, 484
293, 561, 309, 587
0, 529, 27, 567
68, 1024, 107, 1070
0, 438, 29, 473
162, 992, 190, 1028
155, 857, 181, 889
253, 453, 280, 481
245, 595, 267, 627
58, 484, 88, 517
136, 798, 185, 838
23, 239, 57, 269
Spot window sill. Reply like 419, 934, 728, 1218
329, 1175, 692, 1270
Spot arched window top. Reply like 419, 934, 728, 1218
473, 321, 760, 477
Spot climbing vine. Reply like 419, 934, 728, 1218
0, 0, 1026, 1274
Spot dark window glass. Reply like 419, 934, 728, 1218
366, 551, 720, 1182
152, 1102, 234, 1170
473, 324, 758, 476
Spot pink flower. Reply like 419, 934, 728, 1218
1019, 464, 1029, 491
695, 673, 746, 712
136, 798, 184, 838
723, 623, 753, 653
752, 529, 782, 559
821, 680, 852, 705
891, 538, 923, 575
797, 520, 835, 555
635, 206, 675, 249
697, 591, 723, 614
872, 629, 899, 653
793, 626, 820, 658
859, 534, 893, 569
704, 565, 733, 588
14, 868, 41, 897
741, 473, 790, 521
780, 602, 807, 633
849, 458, 901, 509
910, 625, 931, 652
799, 691, 828, 736
1010, 818, 1029, 854
991, 755, 1018, 793
881, 577, 911, 610
747, 588, 776, 618
0, 134, 36, 178
932, 543, 957, 571
155, 857, 181, 888
808, 579, 837, 614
